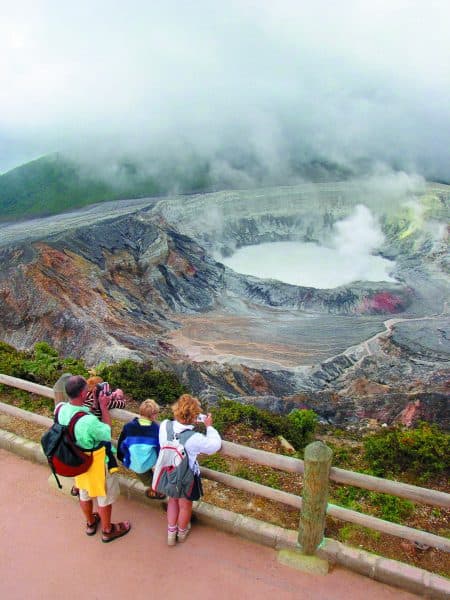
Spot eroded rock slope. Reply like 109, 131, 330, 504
0, 181, 448, 426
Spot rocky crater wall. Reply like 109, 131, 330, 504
0, 181, 448, 427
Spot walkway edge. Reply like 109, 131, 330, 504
1, 428, 448, 599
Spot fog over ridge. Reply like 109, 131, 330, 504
1, 1, 449, 183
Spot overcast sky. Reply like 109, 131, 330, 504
1, 0, 449, 180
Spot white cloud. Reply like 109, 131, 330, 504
0, 0, 449, 179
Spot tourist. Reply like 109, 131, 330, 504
159, 393, 221, 545
60, 375, 131, 542
66, 375, 124, 497
84, 375, 126, 419
117, 398, 165, 499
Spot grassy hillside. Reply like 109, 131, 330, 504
0, 153, 212, 222
0, 152, 353, 222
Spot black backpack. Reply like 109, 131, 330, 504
41, 404, 93, 489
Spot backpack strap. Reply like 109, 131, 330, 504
178, 429, 197, 445
165, 420, 197, 444
67, 411, 89, 440
166, 420, 175, 441
54, 405, 88, 436
54, 402, 65, 423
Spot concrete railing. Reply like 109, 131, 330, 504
0, 373, 449, 556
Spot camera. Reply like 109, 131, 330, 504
95, 382, 112, 397
197, 413, 207, 423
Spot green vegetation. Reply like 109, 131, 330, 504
363, 422, 450, 481
0, 155, 119, 221
96, 359, 186, 405
22, 342, 88, 385
0, 341, 29, 379
200, 453, 283, 490
199, 454, 229, 472
286, 408, 318, 449
0, 341, 185, 406
337, 524, 381, 544
0, 340, 87, 386
330, 484, 415, 523
211, 398, 281, 436
211, 398, 317, 451
0, 152, 356, 223
0, 153, 213, 222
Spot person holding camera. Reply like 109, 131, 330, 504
60, 375, 131, 543
159, 393, 221, 546
68, 375, 124, 497
84, 376, 126, 419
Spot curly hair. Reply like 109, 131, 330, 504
172, 394, 201, 424
86, 376, 103, 392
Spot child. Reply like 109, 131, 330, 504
117, 399, 165, 499
84, 376, 126, 419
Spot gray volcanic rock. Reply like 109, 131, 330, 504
224, 271, 411, 315
0, 213, 226, 363
390, 319, 450, 361
0, 180, 448, 427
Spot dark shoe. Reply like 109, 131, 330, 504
145, 488, 166, 500
102, 521, 131, 543
86, 512, 100, 536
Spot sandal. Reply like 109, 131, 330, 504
102, 521, 131, 543
145, 488, 166, 500
71, 486, 80, 497
86, 512, 100, 536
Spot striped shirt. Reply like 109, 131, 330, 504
83, 391, 126, 419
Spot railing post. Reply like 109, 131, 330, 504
298, 440, 333, 555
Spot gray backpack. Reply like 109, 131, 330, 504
152, 421, 196, 498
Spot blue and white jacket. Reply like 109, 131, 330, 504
117, 418, 160, 474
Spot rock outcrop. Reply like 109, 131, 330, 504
0, 181, 448, 427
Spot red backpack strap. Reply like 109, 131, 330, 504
67, 411, 88, 439
54, 403, 65, 423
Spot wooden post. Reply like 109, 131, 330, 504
298, 441, 333, 555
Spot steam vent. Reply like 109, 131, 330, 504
0, 180, 449, 427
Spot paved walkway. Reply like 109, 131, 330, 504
0, 449, 418, 600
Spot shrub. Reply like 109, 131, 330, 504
0, 342, 185, 405
363, 422, 449, 480
16, 392, 55, 414
331, 485, 415, 524
0, 341, 29, 380
21, 342, 88, 385
331, 485, 367, 511
337, 524, 381, 543
211, 398, 283, 437
367, 492, 415, 523
96, 359, 186, 404
329, 445, 351, 467
286, 409, 317, 449
199, 454, 229, 472
211, 399, 317, 451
